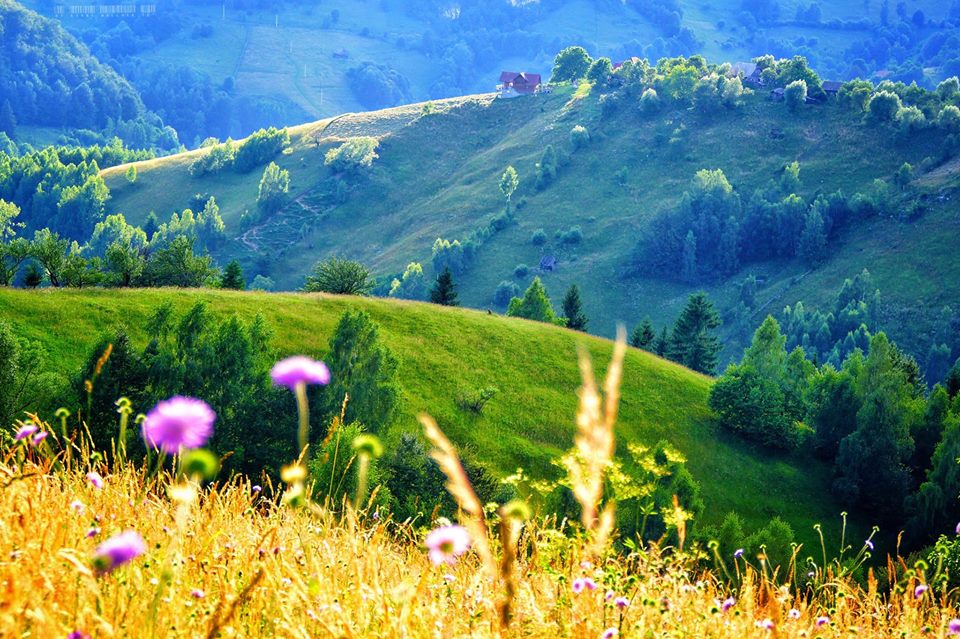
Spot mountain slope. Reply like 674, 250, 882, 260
100, 85, 960, 365
0, 286, 851, 546
0, 0, 175, 149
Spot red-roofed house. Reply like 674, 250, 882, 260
498, 71, 542, 97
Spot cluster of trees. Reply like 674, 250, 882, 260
189, 127, 290, 177
346, 63, 412, 110
709, 312, 960, 543
0, 194, 233, 290
0, 143, 152, 239
501, 276, 588, 332
632, 292, 722, 375
0, 1, 179, 151
632, 165, 897, 283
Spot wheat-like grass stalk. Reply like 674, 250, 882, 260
564, 325, 626, 554
419, 414, 497, 580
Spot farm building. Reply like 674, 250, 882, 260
822, 81, 843, 96
729, 62, 763, 86
498, 71, 542, 97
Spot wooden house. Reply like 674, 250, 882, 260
498, 71, 542, 97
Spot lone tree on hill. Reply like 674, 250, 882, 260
668, 292, 721, 374
551, 46, 592, 83
562, 284, 588, 332
784, 79, 807, 112
430, 267, 459, 306
221, 260, 245, 290
499, 166, 519, 211
303, 257, 374, 295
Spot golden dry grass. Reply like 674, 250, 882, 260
1, 457, 958, 638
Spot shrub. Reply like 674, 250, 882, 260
456, 387, 498, 414
570, 125, 590, 150
898, 105, 926, 133
493, 280, 519, 307
867, 91, 903, 124
513, 264, 529, 278
234, 128, 290, 173
531, 229, 547, 246
302, 257, 374, 295
939, 104, 960, 133
325, 137, 379, 172
560, 225, 583, 245
639, 88, 660, 114
784, 79, 807, 112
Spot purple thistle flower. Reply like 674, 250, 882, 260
191, 589, 205, 599
424, 525, 470, 566
948, 618, 960, 635
142, 397, 215, 454
14, 423, 37, 442
86, 471, 104, 489
572, 578, 586, 594
92, 530, 146, 574
31, 431, 48, 445
956, 521, 960, 535
68, 632, 91, 639
583, 577, 598, 591
614, 596, 629, 609
864, 539, 874, 551
788, 608, 800, 619
733, 548, 744, 558
86, 528, 101, 539
758, 619, 774, 630
914, 584, 929, 598
251, 485, 262, 493
70, 500, 85, 513
816, 616, 830, 627
602, 629, 618, 639
270, 356, 331, 390
722, 597, 736, 613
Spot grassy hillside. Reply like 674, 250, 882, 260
100, 85, 960, 363
0, 287, 852, 547
21, 0, 951, 141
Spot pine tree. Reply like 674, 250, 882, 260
654, 326, 669, 357
429, 267, 459, 306
561, 284, 588, 331
668, 292, 721, 374
631, 318, 656, 349
507, 277, 560, 324
798, 208, 827, 266
221, 260, 245, 290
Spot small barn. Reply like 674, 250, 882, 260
499, 71, 542, 97
822, 81, 843, 97
333, 48, 349, 59
539, 255, 558, 272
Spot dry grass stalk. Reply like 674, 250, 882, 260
419, 414, 497, 580
564, 326, 626, 551
496, 513, 519, 629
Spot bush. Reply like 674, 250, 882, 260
513, 264, 529, 278
559, 225, 583, 245
234, 128, 290, 173
493, 280, 520, 307
456, 387, 498, 414
867, 91, 903, 124
325, 137, 379, 172
784, 79, 807, 112
570, 125, 590, 150
302, 257, 374, 295
531, 229, 547, 246
639, 87, 661, 114
939, 105, 960, 133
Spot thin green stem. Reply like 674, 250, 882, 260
295, 382, 309, 457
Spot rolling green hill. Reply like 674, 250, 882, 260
99, 84, 960, 366
0, 286, 853, 548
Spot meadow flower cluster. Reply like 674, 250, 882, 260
4, 344, 960, 637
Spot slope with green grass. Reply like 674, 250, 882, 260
0, 286, 852, 548
100, 85, 959, 364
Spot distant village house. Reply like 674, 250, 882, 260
498, 71, 542, 98
729, 62, 763, 87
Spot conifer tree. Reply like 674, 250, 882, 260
561, 284, 588, 331
221, 260, 245, 290
631, 318, 656, 349
507, 277, 560, 324
654, 326, 669, 357
429, 267, 459, 306
668, 292, 721, 374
